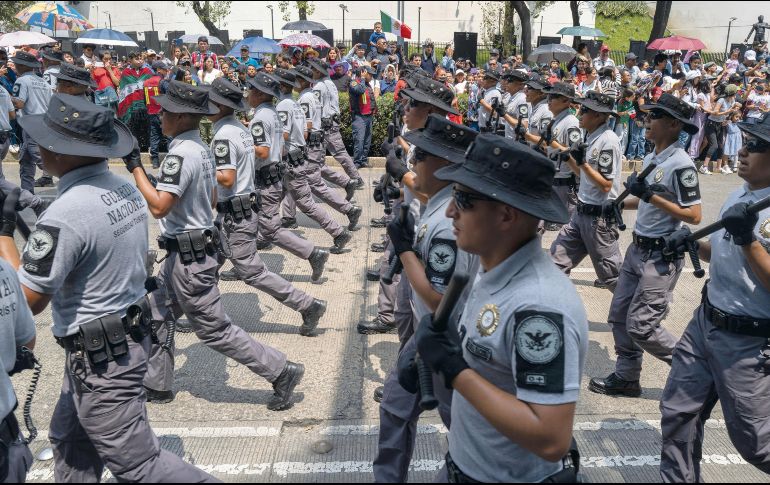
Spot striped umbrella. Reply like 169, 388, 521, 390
279, 33, 330, 49
15, 2, 93, 33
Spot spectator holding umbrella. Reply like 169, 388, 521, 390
567, 42, 590, 72
92, 50, 121, 111
80, 43, 97, 67
192, 35, 219, 70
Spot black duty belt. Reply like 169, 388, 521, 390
632, 232, 666, 251
446, 453, 481, 483
553, 175, 577, 187
704, 298, 770, 338
216, 193, 258, 222
446, 450, 579, 484
255, 162, 285, 188
158, 228, 219, 264
0, 412, 19, 447
283, 146, 307, 167
479, 126, 494, 133
308, 130, 324, 147
576, 201, 604, 217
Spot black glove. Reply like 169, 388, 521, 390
122, 138, 143, 174
0, 187, 20, 238
386, 211, 415, 256
570, 143, 588, 166
415, 314, 469, 389
397, 344, 419, 394
386, 153, 409, 183
380, 139, 394, 157
387, 185, 401, 199
514, 121, 526, 138
624, 171, 654, 202
722, 202, 758, 246
664, 226, 696, 256
601, 200, 623, 220
373, 183, 384, 203
495, 102, 506, 118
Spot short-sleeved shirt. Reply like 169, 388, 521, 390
708, 97, 735, 123
479, 87, 502, 130
18, 162, 148, 338
212, 115, 255, 202
548, 109, 581, 179
411, 185, 479, 320
43, 66, 59, 90
299, 88, 322, 131
707, 184, 770, 318
92, 65, 121, 91
249, 102, 283, 169
746, 92, 770, 119
156, 130, 216, 236
0, 88, 14, 131
276, 94, 306, 153
449, 237, 588, 482
0, 259, 35, 419
323, 78, 341, 117
13, 71, 52, 116
312, 80, 331, 119
502, 90, 528, 139
528, 99, 552, 145
578, 123, 622, 205
635, 143, 701, 238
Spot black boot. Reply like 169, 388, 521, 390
145, 387, 174, 404
281, 217, 298, 229
355, 177, 365, 189
299, 299, 327, 336
366, 269, 380, 282
34, 176, 54, 187
268, 362, 305, 411
330, 230, 352, 254
370, 217, 387, 228
370, 242, 386, 253
308, 248, 329, 283
345, 180, 357, 201
256, 240, 274, 251
588, 373, 642, 397
347, 205, 362, 230
357, 317, 397, 335
219, 269, 240, 281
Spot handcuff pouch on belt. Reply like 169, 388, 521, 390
217, 193, 258, 224
308, 130, 324, 148
158, 228, 219, 264
255, 163, 285, 188
0, 130, 11, 144
0, 412, 20, 481
75, 296, 150, 366
321, 117, 333, 131
285, 146, 307, 167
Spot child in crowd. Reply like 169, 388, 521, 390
616, 88, 636, 156
724, 110, 743, 172
369, 22, 386, 52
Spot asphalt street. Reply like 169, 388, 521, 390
6, 161, 767, 483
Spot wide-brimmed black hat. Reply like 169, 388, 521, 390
152, 60, 169, 71
640, 93, 698, 134
400, 76, 459, 115
360, 64, 377, 76
405, 68, 430, 88
306, 58, 329, 77
575, 90, 618, 116
273, 68, 300, 89
18, 93, 133, 159
525, 73, 550, 91
40, 49, 63, 63
483, 70, 501, 81
402, 113, 477, 164
293, 65, 314, 84
246, 72, 281, 98
52, 63, 97, 89
541, 81, 576, 99
156, 80, 219, 115
502, 69, 529, 82
434, 134, 570, 224
737, 113, 770, 143
11, 51, 40, 68
208, 77, 247, 111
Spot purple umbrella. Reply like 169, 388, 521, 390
278, 33, 330, 49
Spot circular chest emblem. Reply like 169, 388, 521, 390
568, 129, 581, 144
760, 219, 770, 239
654, 169, 665, 183
428, 243, 456, 273
476, 304, 500, 337
251, 124, 264, 137
162, 155, 182, 175
680, 168, 698, 188
214, 142, 229, 158
25, 230, 54, 261
415, 224, 428, 244
515, 315, 563, 365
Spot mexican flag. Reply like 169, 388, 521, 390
380, 11, 412, 39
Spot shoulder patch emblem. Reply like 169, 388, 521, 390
476, 304, 500, 337
679, 168, 698, 188
552, 127, 560, 138
314, 90, 322, 100
540, 118, 551, 132
251, 121, 267, 143
300, 102, 311, 119
278, 111, 289, 127
22, 225, 60, 278
515, 314, 563, 365
518, 104, 529, 117
160, 155, 183, 185
25, 230, 54, 261
568, 128, 582, 144
213, 141, 230, 166
427, 241, 456, 274
760, 219, 770, 239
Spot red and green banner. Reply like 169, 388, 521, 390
380, 11, 412, 39
118, 67, 153, 120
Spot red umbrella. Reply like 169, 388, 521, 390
278, 33, 330, 49
647, 35, 706, 52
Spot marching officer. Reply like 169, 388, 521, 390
128, 81, 305, 411
52, 63, 96, 98
589, 93, 702, 397
525, 74, 553, 145
10, 51, 53, 191
477, 70, 502, 133
418, 134, 587, 482
8, 93, 215, 481
375, 115, 479, 482
349, 65, 378, 169
307, 58, 364, 184
500, 69, 530, 139
41, 48, 63, 90
659, 114, 770, 481
524, 82, 580, 229
550, 91, 623, 292
278, 66, 361, 241
207, 77, 327, 334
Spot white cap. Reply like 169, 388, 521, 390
745, 50, 757, 61
685, 70, 701, 81
146, 49, 157, 55
455, 69, 465, 76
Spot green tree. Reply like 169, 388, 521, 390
510, 1, 533, 60
278, 1, 315, 22
0, 1, 35, 31
175, 1, 232, 37
648, 0, 672, 43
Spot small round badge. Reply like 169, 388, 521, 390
477, 304, 500, 337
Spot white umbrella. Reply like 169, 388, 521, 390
0, 31, 56, 47
177, 34, 224, 45
75, 28, 139, 47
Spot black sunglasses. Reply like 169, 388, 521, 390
579, 105, 593, 115
452, 187, 496, 211
744, 135, 770, 153
413, 147, 430, 163
407, 97, 423, 108
547, 94, 565, 102
648, 110, 670, 120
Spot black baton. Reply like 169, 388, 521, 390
382, 205, 409, 285
614, 162, 659, 231
418, 271, 471, 411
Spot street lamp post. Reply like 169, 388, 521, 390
104, 11, 112, 30
143, 8, 155, 32
267, 5, 274, 39
418, 7, 422, 48
339, 4, 348, 44
725, 17, 738, 58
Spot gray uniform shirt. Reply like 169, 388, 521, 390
13, 71, 52, 116
276, 94, 306, 153
0, 259, 35, 419
249, 102, 283, 170
313, 80, 332, 119
299, 88, 322, 131
707, 184, 770, 318
212, 115, 255, 202
503, 90, 529, 139
479, 87, 502, 130
43, 66, 59, 90
157, 130, 216, 236
528, 99, 553, 147
548, 109, 581, 179
635, 143, 701, 238
578, 123, 622, 205
323, 78, 341, 116
411, 185, 479, 320
449, 237, 588, 483
18, 162, 148, 338
0, 89, 14, 131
